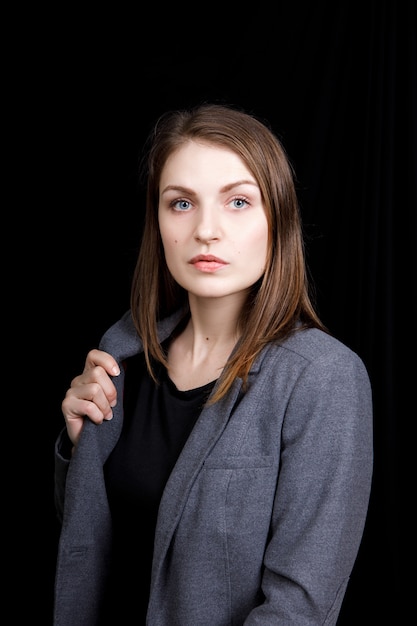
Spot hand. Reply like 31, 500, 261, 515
61, 349, 120, 447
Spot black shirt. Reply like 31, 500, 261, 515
101, 351, 215, 624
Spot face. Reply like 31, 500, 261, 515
158, 141, 269, 302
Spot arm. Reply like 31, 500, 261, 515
246, 349, 373, 625
54, 349, 120, 522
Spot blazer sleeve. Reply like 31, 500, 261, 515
245, 347, 373, 625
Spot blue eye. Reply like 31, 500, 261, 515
173, 200, 191, 211
232, 198, 249, 209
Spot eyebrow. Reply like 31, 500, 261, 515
160, 180, 258, 196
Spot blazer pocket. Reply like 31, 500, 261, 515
203, 455, 275, 470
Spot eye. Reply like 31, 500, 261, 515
171, 199, 192, 212
230, 197, 250, 210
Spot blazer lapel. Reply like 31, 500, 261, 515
152, 377, 243, 566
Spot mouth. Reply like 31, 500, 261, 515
189, 254, 228, 272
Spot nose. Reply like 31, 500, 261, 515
194, 206, 221, 244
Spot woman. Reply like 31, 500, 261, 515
54, 103, 373, 625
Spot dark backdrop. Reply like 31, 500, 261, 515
25, 1, 414, 623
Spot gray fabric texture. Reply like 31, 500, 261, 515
53, 309, 373, 625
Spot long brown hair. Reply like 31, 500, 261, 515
131, 103, 327, 402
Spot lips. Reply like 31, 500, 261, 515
189, 254, 228, 272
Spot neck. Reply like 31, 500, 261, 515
186, 293, 244, 348
167, 295, 244, 390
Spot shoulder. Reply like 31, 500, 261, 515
98, 309, 185, 359
253, 328, 373, 448
257, 327, 371, 392
270, 327, 366, 366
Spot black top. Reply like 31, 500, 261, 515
101, 350, 215, 624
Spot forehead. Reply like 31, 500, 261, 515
160, 140, 254, 184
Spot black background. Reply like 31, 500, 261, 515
17, 1, 414, 623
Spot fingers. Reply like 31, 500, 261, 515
84, 348, 120, 378
62, 349, 121, 447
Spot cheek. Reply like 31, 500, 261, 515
234, 226, 268, 277
160, 222, 178, 250
248, 223, 269, 258
161, 234, 182, 271
159, 214, 187, 249
167, 236, 181, 248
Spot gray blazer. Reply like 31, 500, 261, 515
54, 310, 373, 625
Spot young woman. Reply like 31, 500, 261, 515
54, 103, 373, 625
